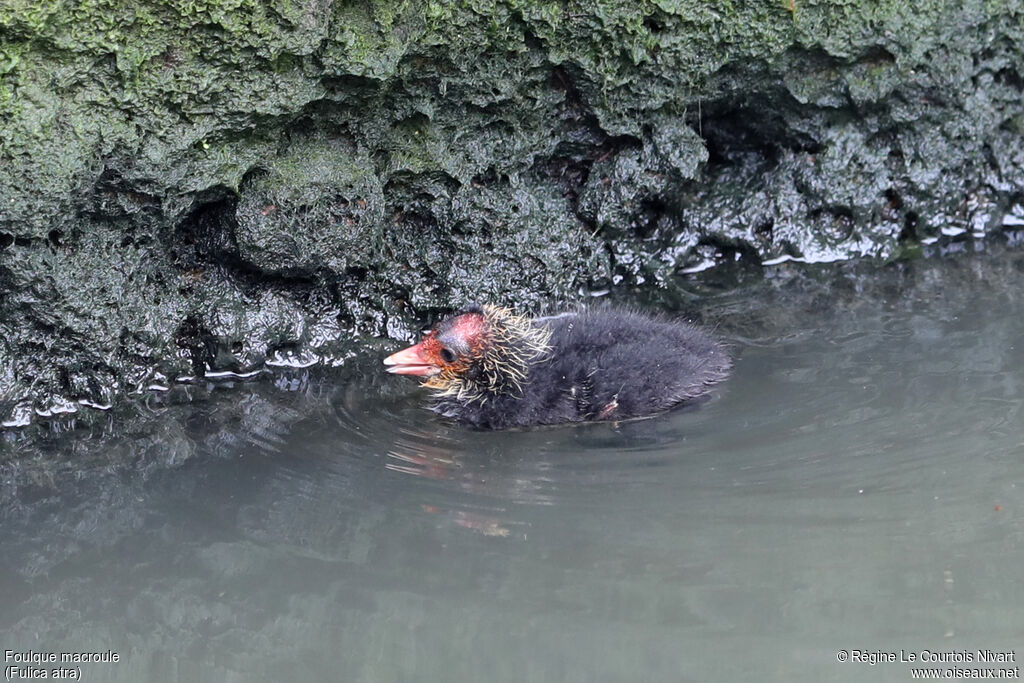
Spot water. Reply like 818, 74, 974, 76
2, 244, 1023, 682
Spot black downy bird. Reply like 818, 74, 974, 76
384, 304, 731, 430
382, 303, 729, 428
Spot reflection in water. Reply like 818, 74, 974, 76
2, 243, 1024, 682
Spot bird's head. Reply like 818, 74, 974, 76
384, 304, 552, 403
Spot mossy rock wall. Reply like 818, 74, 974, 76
1, 0, 1023, 422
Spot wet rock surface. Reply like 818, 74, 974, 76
1, 0, 1023, 422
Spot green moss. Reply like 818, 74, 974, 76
0, 0, 64, 36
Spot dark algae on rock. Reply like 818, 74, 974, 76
1, 0, 1024, 424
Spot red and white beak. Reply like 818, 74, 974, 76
383, 342, 440, 376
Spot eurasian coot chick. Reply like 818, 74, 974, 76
384, 304, 730, 429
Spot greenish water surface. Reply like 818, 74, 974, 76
2, 242, 1023, 682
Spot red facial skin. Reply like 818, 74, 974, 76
383, 313, 488, 378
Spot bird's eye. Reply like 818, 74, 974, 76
440, 347, 456, 363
